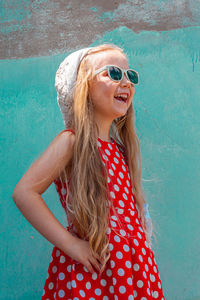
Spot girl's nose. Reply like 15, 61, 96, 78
120, 72, 132, 87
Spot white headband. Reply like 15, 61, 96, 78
55, 47, 93, 128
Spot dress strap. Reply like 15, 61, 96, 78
58, 128, 75, 135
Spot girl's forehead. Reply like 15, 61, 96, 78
89, 50, 129, 69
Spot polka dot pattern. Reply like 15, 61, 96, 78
42, 131, 165, 300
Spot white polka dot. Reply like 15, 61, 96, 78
145, 264, 149, 272
131, 247, 135, 255
111, 215, 118, 221
110, 260, 115, 268
137, 280, 144, 288
133, 290, 137, 297
105, 149, 111, 156
106, 227, 111, 235
122, 193, 128, 200
143, 271, 147, 279
52, 266, 57, 273
123, 244, 130, 252
150, 274, 156, 282
127, 277, 133, 285
115, 151, 120, 157
126, 180, 130, 186
48, 282, 54, 290
128, 296, 134, 300
117, 209, 124, 214
145, 240, 149, 248
118, 268, 125, 276
153, 291, 159, 298
127, 224, 133, 231
113, 278, 117, 285
59, 272, 65, 280
100, 279, 107, 286
83, 266, 89, 272
60, 255, 66, 263
117, 178, 122, 185
119, 286, 126, 294
76, 273, 83, 281
139, 255, 143, 262
86, 281, 91, 289
122, 165, 126, 171
106, 269, 112, 277
108, 144, 113, 150
153, 266, 158, 273
109, 169, 114, 176
95, 288, 102, 295
56, 250, 60, 257
103, 297, 109, 300
97, 140, 101, 147
116, 251, 123, 259
119, 172, 124, 179
137, 232, 142, 239
147, 288, 151, 295
92, 272, 97, 280
130, 210, 135, 216
134, 239, 139, 246
125, 260, 131, 268
66, 281, 71, 290
119, 200, 124, 207
102, 154, 108, 161
110, 191, 115, 199
111, 220, 117, 227
120, 229, 126, 236
141, 298, 147, 300
136, 218, 139, 224
158, 281, 161, 289
111, 163, 116, 170
114, 184, 120, 191
139, 226, 144, 233
107, 177, 111, 183
61, 188, 66, 196
133, 264, 139, 271
109, 286, 114, 293
79, 290, 85, 297
114, 157, 119, 164
142, 248, 146, 255
108, 243, 114, 251
148, 257, 153, 265
71, 280, 76, 288
58, 290, 65, 297
125, 216, 130, 222
122, 158, 126, 165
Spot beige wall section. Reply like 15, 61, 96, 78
0, 0, 199, 59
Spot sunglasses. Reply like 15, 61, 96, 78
94, 65, 139, 85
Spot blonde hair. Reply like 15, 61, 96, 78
59, 44, 157, 273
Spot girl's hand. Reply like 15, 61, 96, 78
65, 235, 103, 274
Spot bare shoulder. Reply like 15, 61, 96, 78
13, 130, 75, 196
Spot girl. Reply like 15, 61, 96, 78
13, 44, 165, 299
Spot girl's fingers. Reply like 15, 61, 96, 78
85, 261, 94, 274
89, 256, 101, 272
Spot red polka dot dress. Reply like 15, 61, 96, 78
42, 130, 165, 300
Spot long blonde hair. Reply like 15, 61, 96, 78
59, 44, 156, 273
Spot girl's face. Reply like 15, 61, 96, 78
88, 50, 135, 122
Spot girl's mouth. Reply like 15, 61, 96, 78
114, 96, 127, 103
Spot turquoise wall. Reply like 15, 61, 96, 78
1, 26, 200, 299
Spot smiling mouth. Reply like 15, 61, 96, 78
114, 96, 127, 103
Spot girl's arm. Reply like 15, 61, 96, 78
12, 130, 76, 255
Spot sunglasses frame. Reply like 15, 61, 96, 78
94, 65, 139, 85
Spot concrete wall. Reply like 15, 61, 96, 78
1, 1, 200, 299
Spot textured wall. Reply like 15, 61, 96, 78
1, 1, 200, 299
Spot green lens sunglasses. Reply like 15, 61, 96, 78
94, 65, 139, 85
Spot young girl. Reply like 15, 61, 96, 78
13, 44, 165, 299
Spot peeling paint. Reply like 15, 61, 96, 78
0, 0, 200, 59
